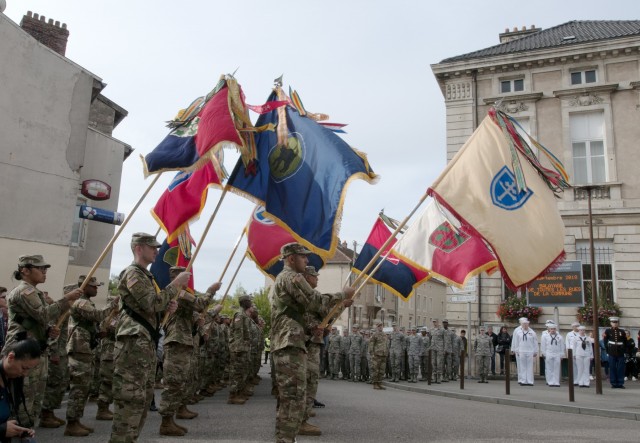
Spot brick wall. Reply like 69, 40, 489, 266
20, 11, 69, 56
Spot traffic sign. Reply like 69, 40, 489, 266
449, 294, 477, 303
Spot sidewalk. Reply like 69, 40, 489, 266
382, 376, 640, 421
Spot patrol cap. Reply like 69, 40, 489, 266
479, 325, 486, 331
78, 275, 103, 287
238, 294, 253, 303
18, 254, 50, 268
131, 232, 161, 248
571, 321, 580, 327
352, 324, 360, 329
432, 318, 438, 323
280, 242, 311, 258
219, 314, 229, 320
610, 316, 619, 323
442, 319, 449, 324
304, 266, 319, 276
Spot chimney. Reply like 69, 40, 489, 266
20, 11, 69, 56
499, 24, 541, 44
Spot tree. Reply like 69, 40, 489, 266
252, 287, 272, 337
108, 274, 120, 297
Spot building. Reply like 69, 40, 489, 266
431, 21, 640, 333
0, 11, 130, 298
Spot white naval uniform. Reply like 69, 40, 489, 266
565, 330, 579, 383
572, 335, 593, 387
541, 332, 565, 386
511, 327, 538, 385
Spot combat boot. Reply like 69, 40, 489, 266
298, 421, 322, 436
227, 393, 246, 405
64, 420, 90, 437
96, 401, 114, 420
331, 374, 336, 380
77, 421, 94, 433
271, 386, 279, 396
176, 405, 198, 419
378, 382, 386, 390
373, 383, 381, 390
159, 415, 185, 436
39, 409, 63, 428
172, 416, 188, 433
242, 386, 254, 397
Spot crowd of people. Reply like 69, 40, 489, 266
0, 237, 638, 442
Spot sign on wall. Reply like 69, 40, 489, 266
526, 260, 584, 307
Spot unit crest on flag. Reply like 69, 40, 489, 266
428, 221, 467, 253
268, 133, 305, 182
490, 166, 533, 210
253, 205, 275, 225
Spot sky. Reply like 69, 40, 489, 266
4, 0, 639, 295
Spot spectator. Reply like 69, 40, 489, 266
624, 330, 638, 381
459, 330, 468, 354
496, 326, 512, 375
0, 339, 41, 442
487, 326, 498, 376
0, 288, 7, 353
599, 331, 609, 379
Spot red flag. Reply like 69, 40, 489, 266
151, 160, 221, 242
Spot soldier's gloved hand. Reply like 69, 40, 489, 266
211, 304, 223, 315
342, 299, 354, 308
343, 286, 356, 298
64, 288, 83, 302
170, 272, 191, 289
166, 300, 178, 314
206, 282, 222, 295
48, 325, 60, 339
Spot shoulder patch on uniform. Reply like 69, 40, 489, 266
21, 286, 35, 296
126, 277, 139, 289
76, 299, 90, 309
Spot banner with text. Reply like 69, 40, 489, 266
526, 260, 584, 307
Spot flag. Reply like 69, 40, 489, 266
245, 206, 324, 279
151, 159, 221, 243
428, 110, 567, 290
391, 201, 498, 288
353, 215, 429, 301
226, 88, 378, 258
142, 76, 254, 176
150, 230, 194, 290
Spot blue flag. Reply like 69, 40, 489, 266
227, 91, 377, 257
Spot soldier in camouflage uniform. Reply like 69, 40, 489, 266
369, 321, 388, 390
6, 254, 82, 427
442, 319, 454, 382
407, 327, 423, 383
450, 327, 462, 381
96, 294, 119, 421
430, 319, 444, 384
40, 290, 70, 429
474, 326, 493, 383
271, 243, 354, 443
348, 324, 363, 382
420, 328, 430, 382
159, 266, 220, 436
327, 327, 341, 379
64, 276, 118, 437
339, 329, 351, 380
361, 329, 370, 383
389, 323, 405, 382
109, 233, 185, 443
227, 294, 254, 405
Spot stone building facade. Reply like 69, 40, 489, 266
431, 21, 640, 333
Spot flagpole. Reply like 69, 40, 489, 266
219, 253, 247, 305
161, 187, 229, 327
56, 173, 163, 328
217, 229, 246, 283
319, 191, 429, 328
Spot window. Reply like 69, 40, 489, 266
500, 78, 524, 93
71, 198, 87, 248
571, 112, 606, 184
571, 69, 597, 85
576, 240, 614, 303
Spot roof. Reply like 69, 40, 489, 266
440, 20, 640, 63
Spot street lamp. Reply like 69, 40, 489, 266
577, 185, 603, 395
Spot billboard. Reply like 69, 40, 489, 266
526, 260, 584, 307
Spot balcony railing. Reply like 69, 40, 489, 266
573, 185, 610, 200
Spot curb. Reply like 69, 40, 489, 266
382, 382, 640, 421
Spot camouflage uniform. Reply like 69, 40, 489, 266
430, 324, 445, 383
450, 330, 462, 381
348, 328, 364, 381
159, 289, 209, 418
271, 254, 344, 443
339, 332, 351, 379
109, 261, 177, 443
369, 324, 388, 388
389, 329, 405, 382
98, 306, 118, 410
443, 325, 454, 381
228, 308, 252, 398
474, 330, 494, 382
66, 294, 115, 422
361, 332, 370, 382
420, 330, 431, 381
327, 329, 341, 379
41, 313, 69, 423
407, 331, 423, 383
6, 280, 71, 426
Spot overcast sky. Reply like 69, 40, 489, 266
4, 1, 638, 294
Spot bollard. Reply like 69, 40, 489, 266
568, 348, 575, 402
505, 353, 510, 395
460, 350, 465, 390
427, 350, 432, 386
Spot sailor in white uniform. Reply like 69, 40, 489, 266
565, 321, 580, 385
511, 318, 538, 386
540, 322, 564, 387
572, 326, 593, 387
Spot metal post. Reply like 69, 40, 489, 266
459, 350, 465, 390
427, 350, 432, 385
568, 348, 575, 402
585, 187, 603, 395
505, 353, 510, 395
467, 302, 472, 378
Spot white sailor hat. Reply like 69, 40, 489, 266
545, 320, 554, 326
578, 325, 586, 331
547, 322, 557, 328
519, 317, 527, 324
571, 321, 580, 327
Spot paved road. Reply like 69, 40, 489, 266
37, 367, 640, 442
